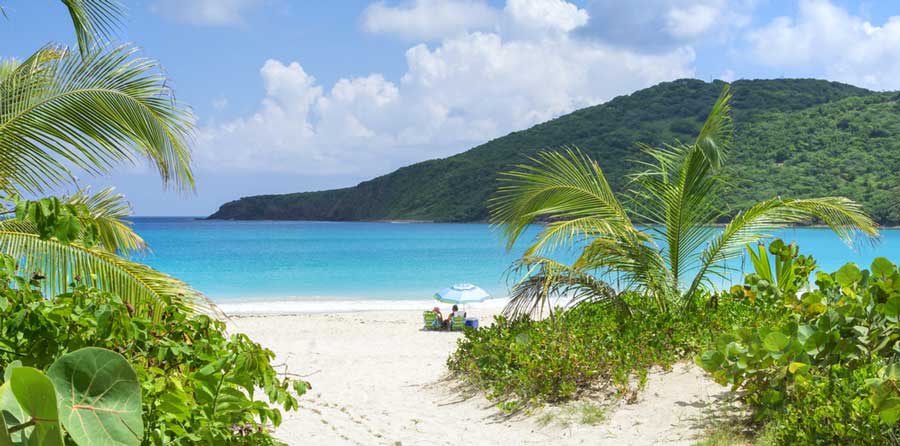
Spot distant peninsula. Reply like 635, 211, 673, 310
208, 78, 900, 226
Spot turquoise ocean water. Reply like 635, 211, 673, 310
134, 218, 899, 308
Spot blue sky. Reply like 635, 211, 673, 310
2, 0, 899, 215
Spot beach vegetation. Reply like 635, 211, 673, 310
0, 0, 201, 315
452, 85, 886, 444
0, 260, 307, 445
698, 256, 900, 444
535, 402, 607, 428
693, 423, 756, 446
490, 86, 877, 317
448, 290, 778, 409
0, 3, 305, 445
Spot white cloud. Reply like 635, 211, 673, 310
195, 1, 695, 176
746, 0, 900, 90
150, 0, 259, 26
666, 3, 721, 38
362, 0, 499, 40
503, 0, 588, 33
580, 0, 755, 49
363, 0, 590, 40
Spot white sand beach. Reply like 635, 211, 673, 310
229, 307, 736, 446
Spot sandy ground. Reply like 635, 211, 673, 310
229, 308, 735, 446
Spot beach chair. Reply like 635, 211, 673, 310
449, 315, 466, 331
423, 311, 443, 330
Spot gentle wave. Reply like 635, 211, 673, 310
218, 297, 512, 316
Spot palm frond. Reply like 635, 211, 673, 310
66, 187, 146, 255
624, 87, 733, 296
685, 196, 879, 303
575, 233, 672, 310
0, 219, 215, 320
0, 44, 195, 195
490, 148, 634, 256
631, 143, 726, 291
504, 256, 621, 320
61, 0, 125, 54
693, 85, 732, 170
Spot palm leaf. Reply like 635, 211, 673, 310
630, 143, 726, 292
685, 196, 879, 303
693, 85, 732, 170
0, 219, 215, 320
574, 233, 672, 310
504, 256, 621, 320
60, 0, 125, 54
491, 148, 635, 256
66, 187, 146, 255
0, 44, 194, 195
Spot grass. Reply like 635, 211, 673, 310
693, 422, 764, 446
536, 402, 608, 428
694, 423, 755, 446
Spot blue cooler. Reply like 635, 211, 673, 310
464, 318, 479, 330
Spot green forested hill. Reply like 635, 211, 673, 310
208, 79, 900, 225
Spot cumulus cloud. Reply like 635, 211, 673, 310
362, 0, 499, 40
579, 0, 755, 50
746, 0, 900, 90
195, 0, 695, 176
362, 0, 591, 40
503, 0, 588, 33
150, 0, 259, 26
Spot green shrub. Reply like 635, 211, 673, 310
448, 293, 773, 410
764, 362, 897, 445
0, 258, 306, 446
698, 256, 900, 444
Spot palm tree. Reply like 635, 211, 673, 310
491, 87, 879, 318
0, 1, 210, 317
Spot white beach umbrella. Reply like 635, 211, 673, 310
434, 283, 490, 305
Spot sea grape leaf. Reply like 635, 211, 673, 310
9, 367, 63, 446
834, 263, 862, 287
884, 363, 900, 380
871, 257, 894, 278
787, 362, 809, 374
696, 351, 725, 371
0, 384, 26, 445
877, 397, 900, 424
763, 332, 790, 352
2, 361, 21, 384
47, 347, 143, 446
884, 296, 900, 322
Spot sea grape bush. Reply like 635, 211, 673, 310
698, 256, 900, 444
0, 255, 307, 446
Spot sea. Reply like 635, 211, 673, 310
132, 218, 900, 314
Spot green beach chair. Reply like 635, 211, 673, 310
423, 311, 443, 330
449, 315, 466, 331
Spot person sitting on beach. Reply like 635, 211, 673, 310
431, 307, 445, 329
444, 304, 464, 324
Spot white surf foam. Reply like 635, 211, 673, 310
217, 297, 512, 316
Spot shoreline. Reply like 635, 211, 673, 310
218, 297, 512, 316
194, 217, 900, 229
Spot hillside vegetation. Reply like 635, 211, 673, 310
208, 79, 900, 225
